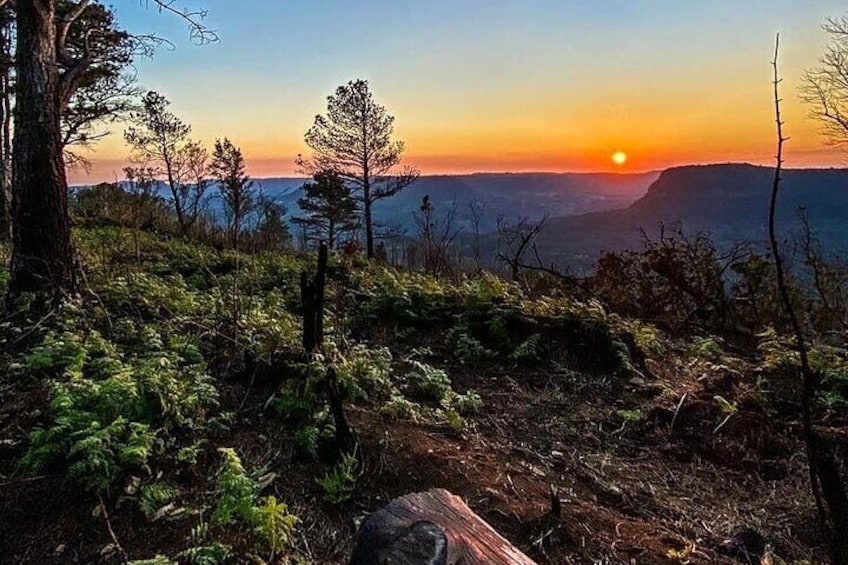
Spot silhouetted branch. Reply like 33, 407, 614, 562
771, 33, 848, 564
140, 0, 218, 45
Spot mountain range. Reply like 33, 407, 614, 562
250, 172, 659, 232
99, 164, 848, 272
532, 163, 848, 272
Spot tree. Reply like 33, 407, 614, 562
293, 170, 357, 250
496, 216, 548, 286
468, 199, 485, 271
6, 0, 77, 307
253, 193, 291, 252
57, 0, 138, 167
802, 16, 848, 149
775, 35, 848, 564
297, 79, 419, 258
5, 0, 216, 307
209, 138, 254, 250
413, 195, 461, 275
123, 165, 163, 261
124, 91, 208, 236
0, 3, 10, 243
0, 0, 137, 237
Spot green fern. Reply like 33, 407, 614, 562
213, 447, 259, 526
139, 482, 180, 519
316, 453, 358, 504
253, 495, 299, 558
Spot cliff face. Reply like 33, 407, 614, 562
536, 163, 848, 271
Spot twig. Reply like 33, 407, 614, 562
670, 393, 687, 431
98, 495, 128, 565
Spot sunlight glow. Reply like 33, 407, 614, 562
612, 151, 628, 166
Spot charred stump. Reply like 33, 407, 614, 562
300, 242, 355, 455
350, 489, 536, 565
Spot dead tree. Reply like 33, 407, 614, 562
496, 215, 547, 285
468, 199, 485, 271
300, 242, 355, 456
413, 195, 462, 275
771, 35, 848, 564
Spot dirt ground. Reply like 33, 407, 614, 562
0, 331, 828, 565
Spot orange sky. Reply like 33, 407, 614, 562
68, 0, 848, 184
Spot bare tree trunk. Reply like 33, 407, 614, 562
0, 5, 12, 243
166, 166, 187, 236
770, 35, 848, 565
300, 243, 355, 455
364, 185, 374, 258
6, 0, 76, 308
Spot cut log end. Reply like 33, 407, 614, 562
350, 489, 536, 565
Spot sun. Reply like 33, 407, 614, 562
611, 151, 627, 166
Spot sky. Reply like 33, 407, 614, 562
70, 0, 848, 184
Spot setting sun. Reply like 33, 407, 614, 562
612, 151, 628, 166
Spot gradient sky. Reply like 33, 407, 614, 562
70, 0, 848, 183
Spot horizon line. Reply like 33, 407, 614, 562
68, 160, 848, 186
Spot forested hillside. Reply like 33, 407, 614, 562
533, 164, 848, 271
2, 1, 848, 564
1, 223, 843, 564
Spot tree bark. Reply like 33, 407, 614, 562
350, 489, 536, 565
300, 242, 354, 455
6, 0, 76, 308
0, 5, 11, 243
364, 180, 374, 259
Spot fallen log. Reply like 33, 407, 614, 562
350, 488, 536, 565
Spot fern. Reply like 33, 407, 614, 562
211, 448, 299, 557
294, 426, 319, 460
128, 557, 177, 565
177, 543, 232, 565
406, 361, 452, 403
253, 495, 299, 558
510, 333, 542, 363
19, 326, 218, 494
446, 326, 493, 365
213, 447, 259, 526
139, 482, 180, 519
316, 453, 358, 504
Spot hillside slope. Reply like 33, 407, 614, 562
535, 164, 848, 271
249, 171, 659, 232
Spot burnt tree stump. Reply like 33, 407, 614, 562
350, 489, 536, 565
300, 242, 355, 455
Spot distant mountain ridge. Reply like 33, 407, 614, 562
534, 163, 848, 271
250, 171, 659, 232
